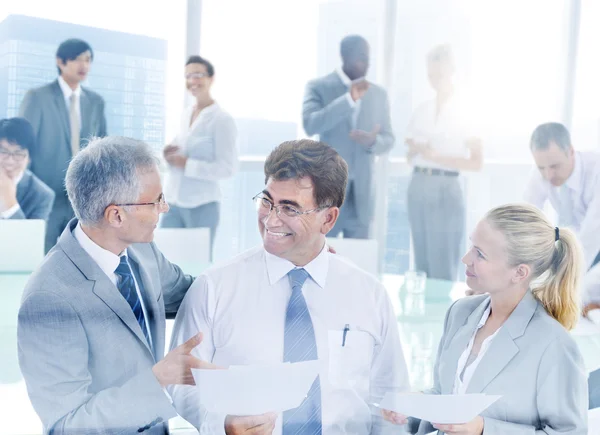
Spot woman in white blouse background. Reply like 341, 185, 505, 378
382, 203, 588, 434
162, 55, 238, 255
405, 44, 483, 281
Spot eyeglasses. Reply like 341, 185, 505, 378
252, 193, 329, 218
0, 148, 28, 161
114, 193, 168, 208
185, 72, 208, 80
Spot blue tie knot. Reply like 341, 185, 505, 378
115, 256, 133, 278
288, 268, 309, 290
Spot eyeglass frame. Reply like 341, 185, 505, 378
252, 192, 331, 218
113, 193, 168, 208
185, 72, 208, 80
0, 147, 28, 161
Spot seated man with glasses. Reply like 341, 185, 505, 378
0, 117, 55, 220
169, 139, 409, 435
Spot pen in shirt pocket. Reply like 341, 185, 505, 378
342, 323, 350, 347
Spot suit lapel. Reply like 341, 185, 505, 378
50, 80, 71, 147
15, 171, 30, 204
58, 219, 154, 358
128, 249, 163, 361
440, 298, 489, 393
466, 291, 539, 393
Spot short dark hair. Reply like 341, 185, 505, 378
56, 39, 94, 75
0, 117, 36, 153
186, 55, 215, 77
264, 139, 348, 208
340, 35, 368, 59
530, 122, 572, 152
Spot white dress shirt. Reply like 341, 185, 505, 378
163, 103, 238, 208
336, 68, 361, 129
523, 151, 600, 272
73, 223, 154, 351
453, 304, 500, 394
0, 170, 24, 218
58, 75, 82, 126
168, 244, 409, 435
405, 94, 474, 171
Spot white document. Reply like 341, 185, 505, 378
590, 408, 600, 435
572, 316, 600, 336
378, 393, 501, 425
192, 360, 319, 415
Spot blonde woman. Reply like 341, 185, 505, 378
383, 204, 588, 434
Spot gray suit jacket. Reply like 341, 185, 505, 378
409, 292, 588, 434
303, 72, 394, 225
17, 219, 194, 434
11, 170, 55, 220
19, 80, 107, 198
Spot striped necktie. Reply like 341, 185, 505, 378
282, 268, 322, 435
115, 256, 150, 346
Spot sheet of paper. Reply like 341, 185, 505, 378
192, 360, 319, 415
572, 316, 600, 336
378, 393, 501, 425
588, 309, 600, 326
590, 408, 600, 434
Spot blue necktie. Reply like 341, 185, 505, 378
283, 268, 322, 435
115, 256, 150, 347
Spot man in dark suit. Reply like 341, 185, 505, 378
0, 117, 55, 220
19, 38, 107, 251
303, 35, 395, 239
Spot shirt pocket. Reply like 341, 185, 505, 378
328, 329, 374, 394
186, 135, 215, 161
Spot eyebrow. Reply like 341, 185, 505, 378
261, 190, 302, 209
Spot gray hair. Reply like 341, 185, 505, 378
65, 136, 159, 225
530, 122, 572, 152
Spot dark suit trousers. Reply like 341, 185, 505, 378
45, 195, 74, 253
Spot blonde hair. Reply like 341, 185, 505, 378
485, 203, 582, 330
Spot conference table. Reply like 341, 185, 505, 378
2, 270, 600, 434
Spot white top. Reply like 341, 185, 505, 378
168, 245, 409, 435
0, 170, 24, 218
524, 151, 600, 271
73, 223, 154, 351
335, 68, 361, 129
58, 75, 81, 126
163, 103, 238, 208
453, 304, 501, 394
405, 94, 473, 170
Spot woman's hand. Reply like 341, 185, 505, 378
433, 415, 484, 435
381, 409, 409, 426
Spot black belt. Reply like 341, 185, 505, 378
413, 166, 459, 177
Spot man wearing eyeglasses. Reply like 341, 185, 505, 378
169, 139, 409, 435
18, 136, 219, 434
0, 117, 55, 220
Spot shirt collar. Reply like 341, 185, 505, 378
58, 75, 82, 99
73, 223, 125, 280
336, 67, 353, 88
565, 151, 583, 192
264, 243, 329, 289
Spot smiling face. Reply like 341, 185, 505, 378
462, 219, 530, 295
258, 176, 338, 266
531, 141, 575, 187
185, 62, 213, 99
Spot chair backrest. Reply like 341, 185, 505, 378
153, 228, 211, 271
325, 237, 379, 276
0, 220, 45, 272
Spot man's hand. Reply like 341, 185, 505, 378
433, 415, 484, 435
0, 167, 18, 212
152, 333, 216, 387
350, 124, 381, 149
382, 409, 408, 425
583, 302, 600, 318
225, 413, 277, 435
163, 144, 188, 169
350, 79, 369, 101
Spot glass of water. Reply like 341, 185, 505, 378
404, 270, 427, 295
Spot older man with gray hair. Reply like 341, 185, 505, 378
17, 136, 216, 434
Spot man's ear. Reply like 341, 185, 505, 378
321, 207, 339, 235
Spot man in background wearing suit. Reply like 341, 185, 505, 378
19, 38, 107, 252
303, 35, 395, 239
0, 117, 54, 220
18, 136, 214, 434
